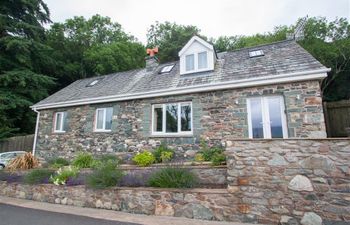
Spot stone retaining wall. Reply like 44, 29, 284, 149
0, 182, 239, 221
226, 138, 350, 224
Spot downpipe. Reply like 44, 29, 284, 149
32, 108, 40, 156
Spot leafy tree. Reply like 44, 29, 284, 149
147, 21, 203, 63
0, 0, 55, 138
46, 15, 145, 90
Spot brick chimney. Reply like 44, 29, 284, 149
145, 47, 159, 72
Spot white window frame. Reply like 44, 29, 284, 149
53, 112, 66, 133
151, 102, 193, 136
94, 108, 113, 132
247, 96, 288, 139
185, 51, 209, 73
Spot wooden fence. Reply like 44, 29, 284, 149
0, 134, 34, 153
324, 100, 350, 137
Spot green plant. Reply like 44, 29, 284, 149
48, 158, 70, 168
72, 152, 94, 168
23, 168, 54, 184
199, 140, 224, 162
86, 161, 124, 189
132, 151, 155, 167
50, 166, 79, 185
148, 167, 198, 188
211, 153, 226, 166
91, 155, 119, 169
153, 144, 174, 163
194, 153, 204, 162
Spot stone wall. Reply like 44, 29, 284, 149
226, 138, 350, 224
0, 182, 239, 221
36, 80, 326, 159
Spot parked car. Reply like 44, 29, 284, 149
0, 151, 26, 169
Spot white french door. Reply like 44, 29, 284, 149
247, 96, 288, 138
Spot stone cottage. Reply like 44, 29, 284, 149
31, 36, 330, 159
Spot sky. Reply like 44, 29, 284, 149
45, 0, 350, 44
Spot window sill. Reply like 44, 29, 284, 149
94, 130, 112, 133
150, 133, 194, 138
53, 131, 66, 134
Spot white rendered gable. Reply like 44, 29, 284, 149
179, 36, 215, 75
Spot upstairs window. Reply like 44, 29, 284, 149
185, 54, 195, 71
152, 102, 192, 135
198, 51, 208, 69
95, 107, 113, 132
54, 112, 67, 133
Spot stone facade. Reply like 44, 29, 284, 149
226, 138, 350, 224
36, 80, 326, 159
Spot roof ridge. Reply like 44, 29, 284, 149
225, 39, 295, 54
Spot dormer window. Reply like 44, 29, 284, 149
179, 36, 216, 75
198, 51, 208, 69
185, 54, 195, 71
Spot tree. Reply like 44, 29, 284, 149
0, 0, 55, 138
46, 15, 145, 90
147, 22, 203, 63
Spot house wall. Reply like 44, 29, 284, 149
36, 80, 326, 159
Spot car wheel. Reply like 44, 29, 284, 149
0, 164, 4, 170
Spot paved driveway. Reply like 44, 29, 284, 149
0, 203, 140, 225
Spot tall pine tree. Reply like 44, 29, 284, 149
0, 0, 55, 138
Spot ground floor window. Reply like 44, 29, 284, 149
95, 107, 113, 132
247, 96, 288, 138
152, 102, 192, 135
53, 112, 67, 133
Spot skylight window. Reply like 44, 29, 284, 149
86, 79, 101, 87
249, 50, 264, 58
160, 64, 175, 73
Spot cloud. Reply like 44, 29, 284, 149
45, 0, 349, 43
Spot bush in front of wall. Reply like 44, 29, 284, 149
153, 144, 174, 163
24, 168, 55, 184
86, 161, 123, 189
50, 166, 79, 185
211, 152, 226, 166
48, 158, 70, 169
6, 152, 39, 171
91, 154, 119, 169
148, 167, 198, 188
72, 152, 94, 169
132, 151, 155, 167
194, 153, 205, 162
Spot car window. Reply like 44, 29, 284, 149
1, 153, 14, 159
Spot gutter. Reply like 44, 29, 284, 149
31, 68, 330, 110
32, 108, 40, 156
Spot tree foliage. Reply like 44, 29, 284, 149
0, 0, 55, 138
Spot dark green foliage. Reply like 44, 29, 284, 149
148, 167, 198, 188
48, 158, 70, 168
23, 168, 54, 184
0, 0, 55, 138
153, 144, 174, 163
86, 161, 124, 189
72, 152, 94, 168
199, 140, 226, 165
92, 154, 119, 169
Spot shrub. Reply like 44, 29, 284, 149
148, 167, 198, 188
194, 153, 205, 162
0, 172, 22, 183
48, 158, 69, 169
50, 166, 79, 185
119, 170, 152, 187
6, 152, 39, 171
91, 154, 119, 169
199, 140, 225, 163
153, 144, 174, 163
23, 168, 54, 184
211, 153, 226, 166
86, 161, 123, 189
72, 152, 94, 168
132, 151, 155, 167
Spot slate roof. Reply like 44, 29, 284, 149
33, 40, 327, 108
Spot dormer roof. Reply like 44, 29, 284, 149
178, 36, 214, 56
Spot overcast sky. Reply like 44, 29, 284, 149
45, 0, 349, 44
